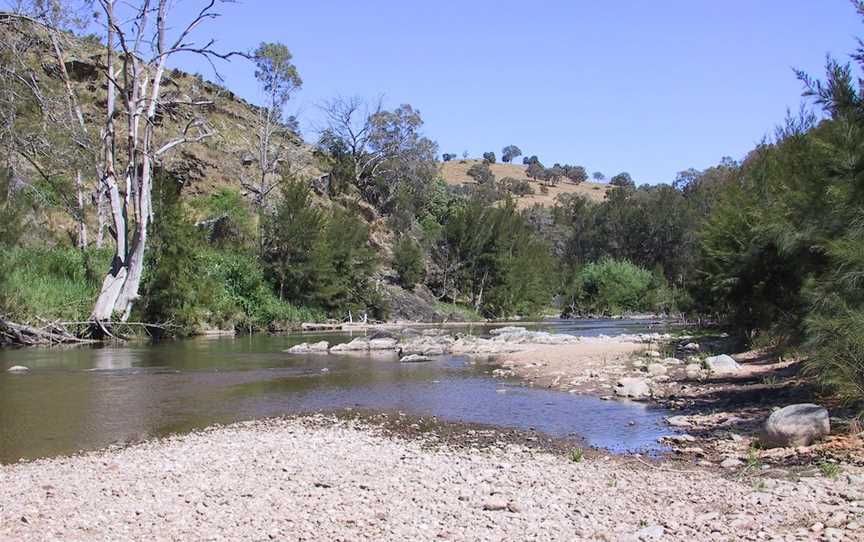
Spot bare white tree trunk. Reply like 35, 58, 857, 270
89, 0, 240, 326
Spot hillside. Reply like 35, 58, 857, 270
440, 160, 610, 207
0, 16, 318, 202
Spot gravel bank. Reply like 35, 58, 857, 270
1, 416, 861, 541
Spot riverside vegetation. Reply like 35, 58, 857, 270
0, 0, 862, 414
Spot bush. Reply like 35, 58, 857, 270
563, 258, 671, 315
392, 237, 425, 289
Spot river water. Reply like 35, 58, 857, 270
0, 319, 677, 463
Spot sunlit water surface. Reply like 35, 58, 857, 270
0, 319, 678, 463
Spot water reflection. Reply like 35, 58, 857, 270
0, 320, 676, 463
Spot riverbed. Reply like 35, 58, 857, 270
0, 319, 676, 463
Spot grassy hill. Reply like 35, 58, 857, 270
440, 160, 610, 207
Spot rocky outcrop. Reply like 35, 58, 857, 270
762, 404, 830, 448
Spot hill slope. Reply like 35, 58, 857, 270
441, 160, 609, 207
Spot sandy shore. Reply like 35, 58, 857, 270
1, 416, 861, 541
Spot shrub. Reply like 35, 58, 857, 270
392, 237, 425, 290
563, 258, 669, 315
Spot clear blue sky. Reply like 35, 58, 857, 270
168, 0, 862, 185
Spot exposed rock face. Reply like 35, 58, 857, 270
378, 284, 445, 323
615, 377, 650, 398
762, 403, 830, 448
704, 354, 741, 375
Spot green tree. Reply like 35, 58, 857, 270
482, 151, 496, 164
502, 145, 522, 163
609, 172, 634, 187
392, 236, 425, 290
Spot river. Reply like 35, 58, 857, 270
0, 319, 677, 463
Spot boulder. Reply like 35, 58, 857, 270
662, 357, 683, 365
685, 364, 704, 379
368, 338, 398, 350
329, 338, 370, 352
614, 377, 650, 399
683, 342, 701, 351
6, 365, 30, 373
645, 350, 662, 358
705, 354, 741, 375
285, 341, 329, 354
400, 354, 432, 363
762, 403, 830, 448
646, 363, 668, 376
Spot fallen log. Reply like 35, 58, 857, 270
0, 319, 98, 347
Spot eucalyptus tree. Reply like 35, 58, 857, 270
501, 145, 522, 163
240, 42, 303, 222
89, 0, 244, 328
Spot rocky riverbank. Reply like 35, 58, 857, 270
1, 415, 861, 541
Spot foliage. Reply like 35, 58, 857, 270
609, 172, 635, 187
189, 189, 256, 249
499, 177, 534, 196
482, 151, 496, 164
0, 167, 27, 247
562, 258, 673, 315
466, 162, 495, 185
262, 178, 384, 319
392, 236, 425, 290
0, 246, 109, 323
501, 145, 522, 163
433, 197, 556, 317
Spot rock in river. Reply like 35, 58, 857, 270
762, 403, 830, 448
705, 354, 741, 375
614, 377, 650, 398
285, 341, 329, 354
6, 365, 30, 373
400, 354, 432, 363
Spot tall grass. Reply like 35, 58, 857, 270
0, 246, 111, 323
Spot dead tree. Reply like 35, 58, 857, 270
89, 0, 243, 327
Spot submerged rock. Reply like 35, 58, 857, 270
705, 354, 741, 375
614, 377, 650, 398
762, 403, 830, 448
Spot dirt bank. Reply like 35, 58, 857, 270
1, 415, 861, 541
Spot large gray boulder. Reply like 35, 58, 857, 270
614, 377, 650, 398
368, 338, 398, 350
762, 403, 830, 448
705, 354, 741, 375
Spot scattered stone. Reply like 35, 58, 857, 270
6, 365, 29, 373
635, 524, 664, 540
614, 377, 650, 399
645, 350, 662, 358
666, 416, 692, 428
761, 403, 830, 448
482, 498, 508, 511
825, 511, 848, 528
721, 457, 743, 469
684, 364, 704, 379
704, 354, 741, 375
646, 363, 667, 376
661, 357, 683, 365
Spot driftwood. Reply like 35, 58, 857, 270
0, 319, 97, 346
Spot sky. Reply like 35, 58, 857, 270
165, 0, 863, 185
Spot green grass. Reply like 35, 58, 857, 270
818, 460, 841, 479
0, 246, 111, 323
434, 301, 485, 322
569, 448, 584, 463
